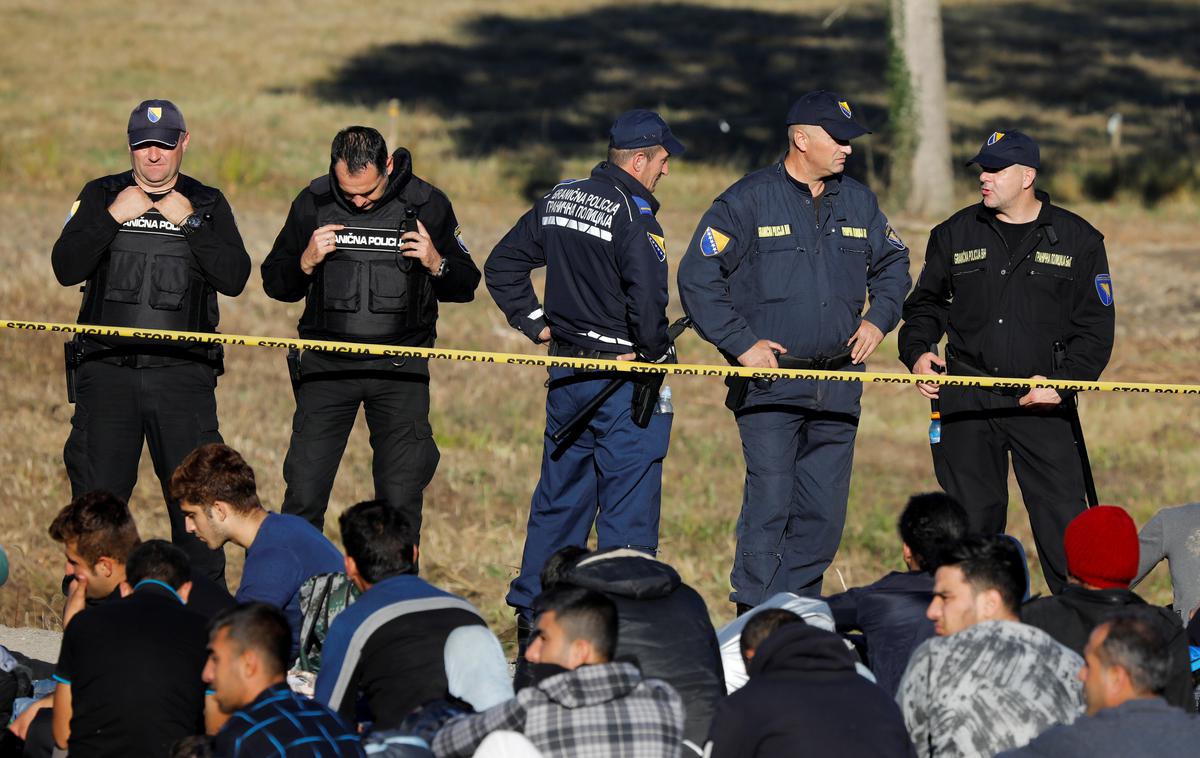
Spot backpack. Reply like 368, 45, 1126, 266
295, 572, 361, 675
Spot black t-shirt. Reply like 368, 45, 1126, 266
54, 585, 208, 758
996, 218, 1037, 257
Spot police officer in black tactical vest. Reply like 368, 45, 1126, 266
51, 100, 251, 584
261, 126, 480, 536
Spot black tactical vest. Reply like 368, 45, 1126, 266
304, 180, 435, 340
77, 174, 219, 334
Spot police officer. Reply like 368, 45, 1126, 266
899, 130, 1115, 594
486, 109, 683, 628
51, 100, 251, 583
261, 126, 479, 535
678, 91, 910, 612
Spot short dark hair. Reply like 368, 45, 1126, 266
170, 444, 261, 514
941, 534, 1027, 614
339, 500, 417, 584
126, 539, 191, 590
740, 609, 803, 662
539, 545, 590, 591
536, 586, 618, 662
1096, 610, 1173, 695
48, 491, 141, 566
899, 492, 970, 572
209, 603, 291, 678
607, 144, 664, 168
331, 126, 389, 176
170, 735, 214, 758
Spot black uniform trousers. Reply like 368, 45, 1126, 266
281, 351, 439, 534
932, 389, 1087, 594
64, 359, 225, 584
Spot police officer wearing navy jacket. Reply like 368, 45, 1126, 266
678, 91, 910, 612
899, 131, 1115, 593
486, 110, 682, 627
261, 126, 480, 535
51, 100, 250, 584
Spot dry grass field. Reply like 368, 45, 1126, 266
0, 0, 1197, 643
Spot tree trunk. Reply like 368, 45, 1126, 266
888, 0, 954, 217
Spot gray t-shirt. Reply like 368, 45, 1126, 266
897, 620, 1084, 757
1132, 503, 1200, 623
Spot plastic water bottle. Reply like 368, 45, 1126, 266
656, 385, 674, 415
928, 406, 942, 445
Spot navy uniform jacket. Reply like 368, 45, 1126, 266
485, 162, 670, 361
677, 163, 910, 414
898, 190, 1114, 410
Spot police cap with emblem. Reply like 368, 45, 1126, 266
966, 129, 1040, 171
786, 90, 870, 140
127, 99, 187, 148
609, 109, 686, 156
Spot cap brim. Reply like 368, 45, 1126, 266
821, 120, 870, 141
662, 135, 686, 157
129, 128, 181, 148
965, 153, 1013, 171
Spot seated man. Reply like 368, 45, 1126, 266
206, 603, 363, 757
1133, 502, 1200, 623
315, 500, 505, 730
1022, 505, 1193, 710
825, 492, 969, 695
897, 535, 1084, 757
545, 546, 723, 747
999, 610, 1200, 757
53, 540, 209, 758
433, 587, 684, 757
706, 611, 914, 757
171, 444, 344, 654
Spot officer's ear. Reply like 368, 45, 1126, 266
178, 131, 190, 155
788, 125, 807, 153
1022, 166, 1037, 191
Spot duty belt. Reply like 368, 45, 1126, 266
945, 348, 1024, 397
547, 341, 626, 361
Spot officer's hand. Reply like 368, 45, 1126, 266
107, 186, 154, 224
155, 190, 194, 226
738, 340, 786, 368
401, 219, 444, 274
536, 327, 551, 344
614, 352, 637, 361
1018, 375, 1062, 409
300, 224, 346, 275
847, 320, 885, 365
8, 694, 51, 739
912, 352, 946, 400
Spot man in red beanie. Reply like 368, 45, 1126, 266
1022, 505, 1194, 711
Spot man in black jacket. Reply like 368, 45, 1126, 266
825, 492, 968, 695
705, 618, 915, 758
261, 126, 480, 534
1022, 505, 1194, 711
51, 99, 251, 583
899, 130, 1115, 593
551, 546, 724, 748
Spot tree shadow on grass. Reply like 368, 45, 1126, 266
308, 1, 1197, 173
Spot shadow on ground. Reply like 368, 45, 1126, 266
308, 1, 1198, 172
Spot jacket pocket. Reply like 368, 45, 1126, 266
322, 259, 362, 312
149, 255, 188, 310
755, 238, 803, 304
105, 250, 145, 304
368, 259, 407, 313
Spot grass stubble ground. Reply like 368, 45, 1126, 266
0, 0, 1197, 644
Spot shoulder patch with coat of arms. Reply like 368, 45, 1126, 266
453, 225, 469, 254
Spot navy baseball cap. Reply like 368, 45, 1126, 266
609, 109, 686, 156
967, 130, 1040, 170
127, 99, 187, 148
785, 90, 870, 140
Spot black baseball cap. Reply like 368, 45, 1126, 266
785, 90, 870, 141
608, 109, 686, 156
127, 99, 187, 148
966, 130, 1040, 170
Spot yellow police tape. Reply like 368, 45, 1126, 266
3, 318, 1199, 395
